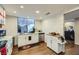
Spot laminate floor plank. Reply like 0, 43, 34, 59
12, 42, 79, 55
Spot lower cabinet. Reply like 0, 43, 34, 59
45, 35, 66, 54
6, 39, 13, 55
18, 33, 39, 47
18, 35, 26, 47
46, 38, 52, 48
0, 37, 13, 55
31, 34, 39, 44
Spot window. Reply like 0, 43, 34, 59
17, 17, 35, 33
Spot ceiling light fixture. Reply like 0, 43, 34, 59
20, 5, 24, 8
36, 10, 40, 14
13, 11, 16, 13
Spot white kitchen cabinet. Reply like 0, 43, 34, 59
46, 36, 52, 48
31, 34, 39, 44
0, 36, 13, 55
18, 35, 26, 47
6, 38, 13, 55
18, 33, 39, 47
45, 34, 66, 54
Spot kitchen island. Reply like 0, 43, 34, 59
45, 34, 66, 54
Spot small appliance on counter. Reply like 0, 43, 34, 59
0, 30, 6, 37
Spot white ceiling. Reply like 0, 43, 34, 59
2, 4, 79, 20
64, 9, 79, 21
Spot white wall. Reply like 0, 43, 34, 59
5, 15, 17, 36
4, 15, 17, 45
35, 20, 42, 31
42, 14, 64, 36
75, 19, 79, 45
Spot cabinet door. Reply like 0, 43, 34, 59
25, 34, 39, 44
32, 34, 39, 44
51, 37, 61, 53
46, 36, 52, 48
6, 39, 13, 55
25, 35, 30, 45
18, 35, 26, 47
51, 39, 58, 53
47, 39, 52, 48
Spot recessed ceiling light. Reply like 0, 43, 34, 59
13, 11, 16, 13
20, 5, 24, 8
36, 10, 40, 14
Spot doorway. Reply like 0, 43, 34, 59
64, 21, 75, 45
64, 11, 76, 46
64, 9, 79, 46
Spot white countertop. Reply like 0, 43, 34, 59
0, 36, 13, 41
18, 32, 44, 35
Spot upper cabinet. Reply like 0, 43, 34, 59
0, 6, 6, 25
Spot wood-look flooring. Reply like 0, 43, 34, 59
12, 41, 79, 55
